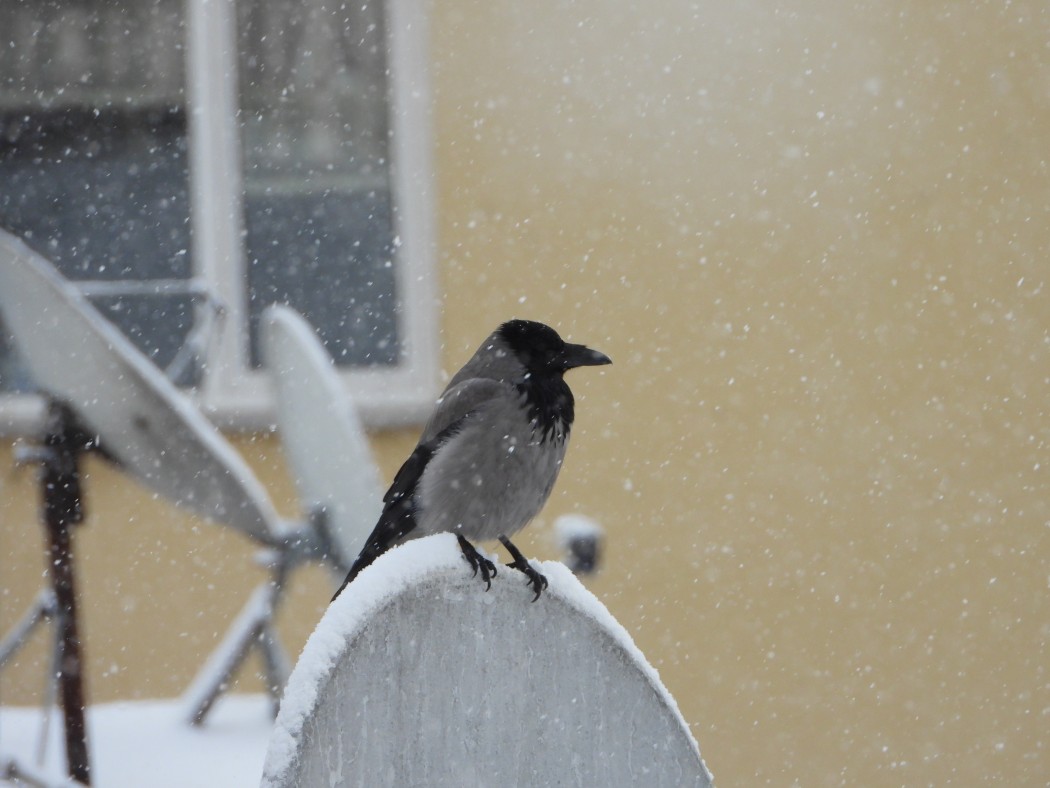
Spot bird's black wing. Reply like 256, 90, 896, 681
326, 429, 462, 597
330, 379, 508, 601
329, 442, 435, 599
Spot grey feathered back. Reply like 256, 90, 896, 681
420, 329, 521, 443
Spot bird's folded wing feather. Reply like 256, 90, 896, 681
366, 378, 510, 546
420, 377, 510, 444
335, 376, 515, 596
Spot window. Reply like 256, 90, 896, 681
0, 0, 436, 432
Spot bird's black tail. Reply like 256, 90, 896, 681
330, 497, 418, 602
330, 546, 383, 602
330, 441, 431, 603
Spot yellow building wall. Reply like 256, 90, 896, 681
2, 1, 1048, 785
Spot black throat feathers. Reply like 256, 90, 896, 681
518, 373, 574, 443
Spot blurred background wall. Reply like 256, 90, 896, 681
2, 1, 1047, 784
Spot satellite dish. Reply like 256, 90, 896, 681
262, 534, 713, 787
260, 305, 384, 572
0, 229, 285, 545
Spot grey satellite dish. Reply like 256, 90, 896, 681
260, 305, 384, 573
262, 534, 713, 787
0, 230, 285, 545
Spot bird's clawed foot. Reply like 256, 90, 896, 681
457, 534, 497, 590
514, 561, 549, 602
499, 536, 549, 602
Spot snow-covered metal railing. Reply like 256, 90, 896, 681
71, 276, 225, 388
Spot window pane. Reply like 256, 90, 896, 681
237, 0, 400, 369
0, 0, 192, 392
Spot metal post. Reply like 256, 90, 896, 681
183, 548, 291, 726
40, 403, 93, 785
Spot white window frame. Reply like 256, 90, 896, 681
0, 0, 438, 434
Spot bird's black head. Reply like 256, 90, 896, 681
497, 319, 611, 376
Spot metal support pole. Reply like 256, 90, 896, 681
182, 549, 291, 726
39, 403, 93, 786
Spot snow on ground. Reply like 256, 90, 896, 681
0, 694, 271, 787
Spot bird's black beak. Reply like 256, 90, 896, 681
559, 343, 612, 371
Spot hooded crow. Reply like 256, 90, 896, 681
332, 319, 611, 602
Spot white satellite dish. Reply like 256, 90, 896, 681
260, 305, 384, 572
262, 534, 713, 787
0, 230, 285, 545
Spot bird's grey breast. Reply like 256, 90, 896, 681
416, 385, 569, 541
